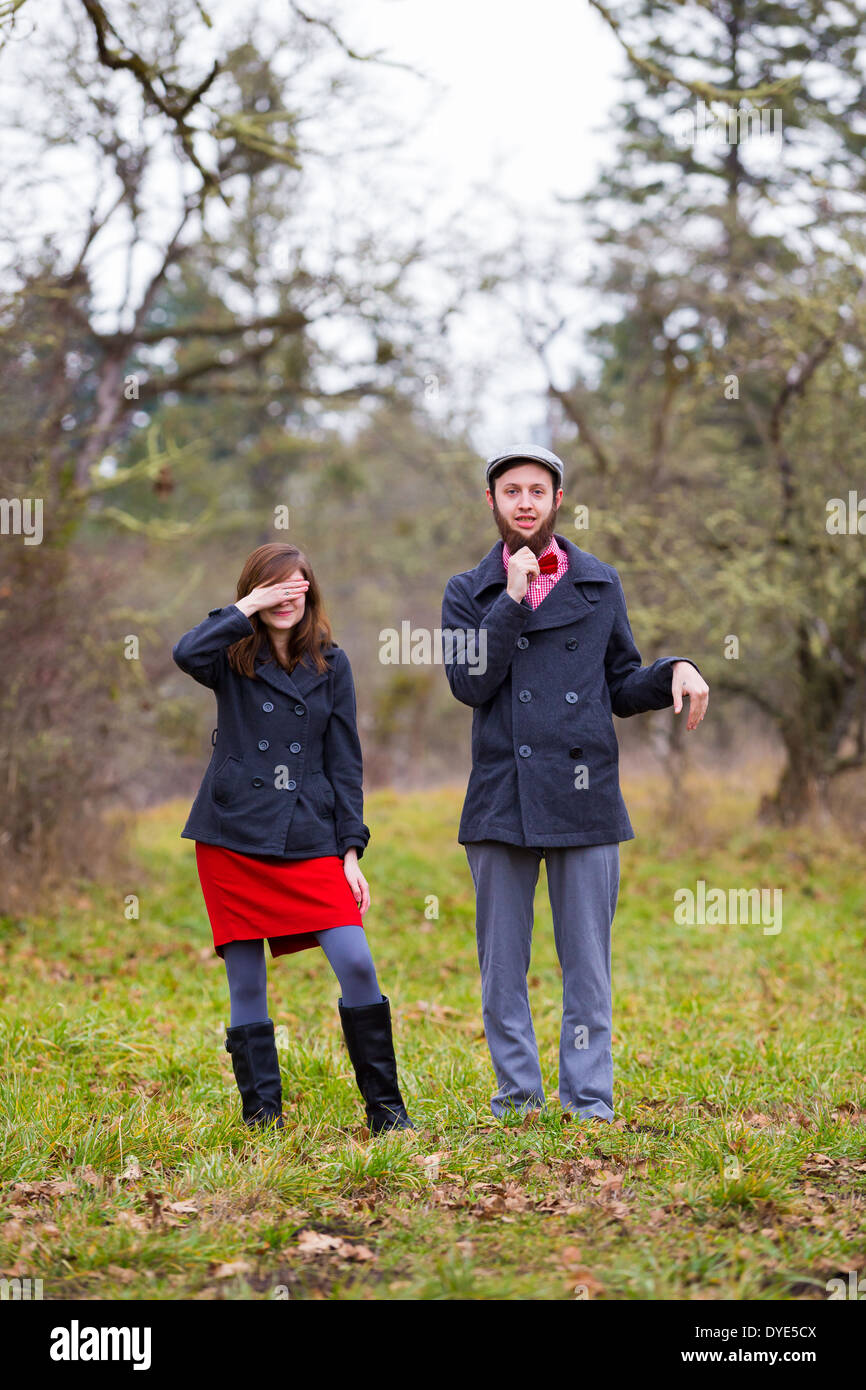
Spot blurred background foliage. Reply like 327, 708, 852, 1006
1, 0, 865, 908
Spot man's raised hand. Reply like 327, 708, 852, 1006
505, 547, 540, 604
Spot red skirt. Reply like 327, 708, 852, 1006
195, 842, 364, 958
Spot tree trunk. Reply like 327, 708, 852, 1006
758, 731, 833, 828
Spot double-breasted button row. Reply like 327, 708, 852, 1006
521, 743, 587, 759
262, 700, 307, 715
518, 689, 579, 702
515, 636, 580, 651
254, 717, 302, 763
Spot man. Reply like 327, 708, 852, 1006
441, 446, 709, 1122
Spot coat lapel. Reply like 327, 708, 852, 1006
470, 533, 613, 632
254, 646, 334, 702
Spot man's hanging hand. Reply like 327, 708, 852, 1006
671, 661, 709, 730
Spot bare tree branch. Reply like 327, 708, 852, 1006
81, 0, 222, 193
290, 2, 424, 76
586, 0, 801, 104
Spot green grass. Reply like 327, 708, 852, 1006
1, 767, 864, 1301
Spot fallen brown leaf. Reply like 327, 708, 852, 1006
212, 1260, 252, 1279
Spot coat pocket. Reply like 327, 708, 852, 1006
585, 700, 618, 757
211, 754, 243, 805
309, 770, 336, 815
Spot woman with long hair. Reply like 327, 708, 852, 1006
172, 542, 413, 1135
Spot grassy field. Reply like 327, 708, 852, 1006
1, 764, 864, 1301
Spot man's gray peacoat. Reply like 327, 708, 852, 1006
441, 533, 701, 848
172, 604, 370, 859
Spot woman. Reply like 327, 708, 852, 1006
172, 542, 413, 1135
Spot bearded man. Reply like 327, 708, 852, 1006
441, 446, 709, 1121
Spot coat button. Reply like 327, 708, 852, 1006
565, 691, 578, 703
258, 739, 269, 751
262, 701, 274, 712
518, 689, 531, 702
518, 744, 532, 757
294, 704, 305, 715
289, 741, 301, 753
569, 746, 584, 758
286, 779, 297, 791
251, 777, 264, 788
516, 636, 529, 649
566, 638, 578, 650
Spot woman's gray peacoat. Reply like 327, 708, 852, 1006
172, 604, 370, 859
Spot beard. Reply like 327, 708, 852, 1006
491, 497, 560, 557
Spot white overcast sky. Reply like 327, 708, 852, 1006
314, 0, 626, 445
338, 0, 623, 207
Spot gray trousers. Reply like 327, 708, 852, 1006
464, 839, 620, 1120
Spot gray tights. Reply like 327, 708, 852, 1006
223, 925, 381, 1025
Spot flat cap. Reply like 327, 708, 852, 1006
485, 445, 564, 490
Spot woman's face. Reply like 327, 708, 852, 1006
257, 567, 307, 635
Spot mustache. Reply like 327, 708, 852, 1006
492, 502, 560, 554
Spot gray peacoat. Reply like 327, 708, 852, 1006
172, 604, 370, 859
441, 533, 702, 848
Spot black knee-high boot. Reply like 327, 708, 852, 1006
224, 1019, 284, 1130
338, 994, 414, 1133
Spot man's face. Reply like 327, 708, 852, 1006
487, 462, 563, 555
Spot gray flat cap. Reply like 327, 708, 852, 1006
485, 445, 564, 489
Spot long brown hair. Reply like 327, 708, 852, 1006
227, 543, 334, 678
